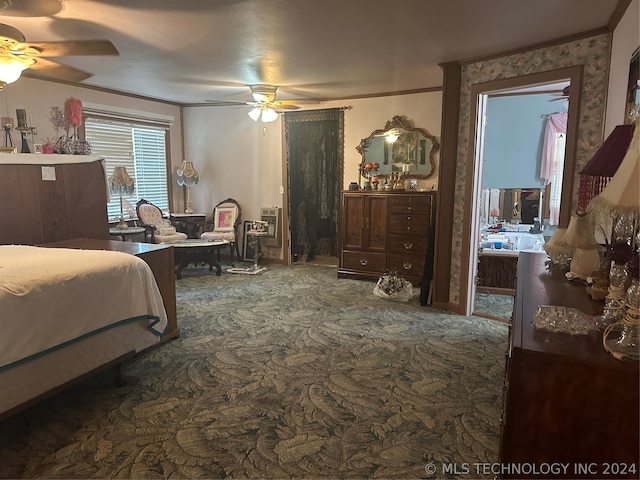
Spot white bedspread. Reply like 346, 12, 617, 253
0, 245, 168, 370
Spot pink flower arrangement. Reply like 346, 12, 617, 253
64, 97, 83, 131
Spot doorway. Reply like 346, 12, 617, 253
284, 109, 344, 266
463, 68, 583, 317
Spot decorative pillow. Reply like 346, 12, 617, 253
155, 218, 177, 235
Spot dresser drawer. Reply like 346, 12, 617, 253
388, 253, 426, 277
389, 214, 430, 234
342, 251, 387, 272
389, 195, 431, 214
388, 234, 428, 255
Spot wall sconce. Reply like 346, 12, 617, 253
109, 166, 135, 229
248, 105, 278, 123
177, 160, 199, 214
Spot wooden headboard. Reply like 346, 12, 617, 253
0, 155, 110, 245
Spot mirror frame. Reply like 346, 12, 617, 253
356, 115, 439, 179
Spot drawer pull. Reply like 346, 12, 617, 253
403, 262, 412, 270
404, 241, 413, 250
407, 206, 412, 212
360, 258, 368, 266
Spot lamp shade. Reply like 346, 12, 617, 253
248, 105, 278, 123
578, 124, 635, 212
108, 166, 135, 195
177, 160, 199, 187
0, 54, 32, 87
588, 119, 640, 221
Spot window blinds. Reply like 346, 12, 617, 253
85, 117, 169, 220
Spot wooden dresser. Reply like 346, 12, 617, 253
500, 252, 639, 478
338, 191, 436, 287
0, 157, 109, 245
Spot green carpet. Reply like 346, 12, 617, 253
0, 264, 509, 479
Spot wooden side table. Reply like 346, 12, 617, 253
109, 226, 146, 241
170, 213, 206, 238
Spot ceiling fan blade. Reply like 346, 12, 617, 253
24, 40, 119, 57
204, 100, 252, 106
25, 57, 93, 82
274, 104, 300, 111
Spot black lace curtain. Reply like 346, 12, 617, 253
285, 108, 344, 260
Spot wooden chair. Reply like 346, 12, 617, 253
200, 198, 242, 265
136, 199, 187, 244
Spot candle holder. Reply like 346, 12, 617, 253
16, 126, 36, 153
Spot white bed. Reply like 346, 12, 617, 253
0, 245, 168, 418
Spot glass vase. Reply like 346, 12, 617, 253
603, 276, 640, 362
596, 261, 629, 328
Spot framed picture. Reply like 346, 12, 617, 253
242, 220, 258, 262
392, 131, 418, 170
34, 143, 43, 154
0, 146, 17, 153
214, 205, 237, 232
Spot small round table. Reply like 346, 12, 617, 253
109, 226, 145, 241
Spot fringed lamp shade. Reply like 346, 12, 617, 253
177, 160, 199, 187
108, 166, 135, 195
588, 119, 640, 227
577, 124, 635, 213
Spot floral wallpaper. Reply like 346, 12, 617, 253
449, 33, 611, 305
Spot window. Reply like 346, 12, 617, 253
84, 117, 169, 221
548, 132, 566, 226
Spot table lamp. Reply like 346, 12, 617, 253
588, 119, 639, 360
109, 166, 135, 229
177, 160, 199, 214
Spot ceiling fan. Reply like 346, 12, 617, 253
206, 84, 316, 122
0, 22, 118, 89
550, 85, 570, 102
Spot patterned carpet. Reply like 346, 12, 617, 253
474, 293, 514, 321
0, 264, 509, 479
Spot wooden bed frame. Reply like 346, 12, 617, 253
0, 155, 179, 419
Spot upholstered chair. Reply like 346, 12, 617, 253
201, 198, 242, 265
136, 199, 187, 244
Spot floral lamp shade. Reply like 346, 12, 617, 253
108, 166, 135, 195
177, 160, 199, 187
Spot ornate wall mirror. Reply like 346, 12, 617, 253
356, 115, 439, 180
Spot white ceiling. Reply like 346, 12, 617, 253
0, 0, 625, 105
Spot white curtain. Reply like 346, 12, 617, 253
540, 112, 568, 182
541, 112, 568, 225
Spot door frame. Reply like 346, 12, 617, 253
461, 66, 584, 316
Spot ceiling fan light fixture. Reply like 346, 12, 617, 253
0, 54, 32, 88
248, 106, 261, 121
261, 107, 278, 123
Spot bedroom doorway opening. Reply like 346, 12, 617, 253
464, 67, 583, 317
283, 109, 344, 266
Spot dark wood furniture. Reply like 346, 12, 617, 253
170, 239, 229, 279
170, 213, 207, 238
477, 251, 519, 295
42, 238, 179, 343
338, 191, 437, 286
500, 252, 639, 479
0, 159, 109, 245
